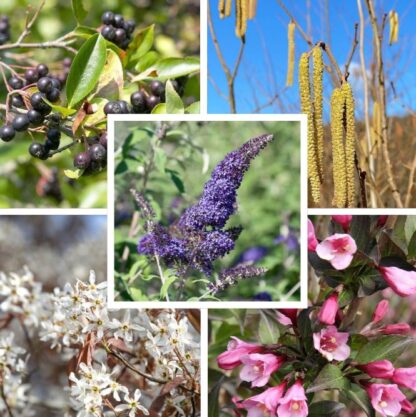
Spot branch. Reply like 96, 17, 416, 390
344, 23, 359, 78
0, 384, 14, 417
17, 0, 46, 44
0, 40, 77, 54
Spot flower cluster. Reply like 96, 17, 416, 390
137, 134, 274, 283
217, 300, 416, 417
0, 268, 200, 417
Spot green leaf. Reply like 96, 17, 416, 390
64, 168, 84, 179
71, 0, 88, 23
208, 376, 224, 417
125, 25, 154, 65
166, 169, 185, 193
258, 311, 280, 344
160, 275, 177, 300
93, 49, 124, 100
134, 51, 159, 73
165, 80, 184, 114
66, 34, 107, 108
151, 103, 167, 114
297, 308, 313, 351
43, 101, 77, 117
186, 101, 200, 114
132, 57, 200, 82
72, 25, 97, 39
408, 230, 416, 259
309, 401, 346, 417
154, 148, 167, 172
307, 364, 348, 393
129, 287, 148, 301
342, 383, 375, 417
355, 336, 414, 364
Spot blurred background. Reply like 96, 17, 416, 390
114, 120, 301, 301
0, 0, 199, 208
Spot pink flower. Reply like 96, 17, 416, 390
240, 383, 286, 417
308, 219, 318, 252
372, 300, 389, 323
318, 292, 339, 325
313, 325, 350, 361
316, 234, 357, 270
379, 266, 416, 297
217, 337, 262, 370
400, 399, 415, 415
378, 216, 388, 227
379, 323, 411, 335
367, 383, 406, 417
240, 353, 285, 387
358, 360, 395, 379
276, 380, 308, 417
392, 366, 416, 392
277, 309, 298, 326
332, 215, 352, 231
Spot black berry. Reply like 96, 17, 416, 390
11, 94, 24, 108
36, 64, 49, 77
113, 14, 124, 28
124, 19, 136, 34
146, 95, 161, 111
114, 28, 126, 43
74, 152, 91, 169
99, 132, 107, 148
130, 91, 146, 112
37, 77, 53, 93
25, 68, 39, 84
8, 76, 23, 90
50, 77, 61, 90
46, 88, 60, 102
0, 125, 15, 142
45, 137, 60, 150
101, 11, 115, 25
30, 92, 52, 115
29, 142, 48, 159
101, 25, 115, 41
47, 128, 61, 142
150, 80, 165, 98
89, 143, 107, 161
12, 114, 30, 132
27, 109, 44, 126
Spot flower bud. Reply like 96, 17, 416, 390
332, 215, 352, 231
380, 323, 411, 335
358, 360, 395, 379
372, 300, 389, 323
318, 292, 339, 325
401, 399, 415, 415
217, 337, 262, 370
379, 266, 416, 297
307, 219, 318, 251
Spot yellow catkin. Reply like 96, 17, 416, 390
224, 0, 232, 18
389, 10, 399, 45
286, 21, 295, 87
219, 0, 225, 18
312, 46, 324, 180
330, 87, 347, 208
342, 82, 356, 207
299, 53, 320, 204
235, 0, 247, 38
247, 0, 257, 19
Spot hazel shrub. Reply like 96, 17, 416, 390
0, 268, 200, 417
209, 215, 416, 417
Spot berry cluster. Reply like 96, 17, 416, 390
100, 11, 135, 50
0, 15, 10, 45
104, 78, 186, 114
73, 132, 107, 175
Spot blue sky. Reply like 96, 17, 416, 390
208, 0, 416, 117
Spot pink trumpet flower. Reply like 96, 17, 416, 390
318, 292, 339, 325
379, 323, 411, 335
367, 383, 407, 417
313, 326, 350, 361
332, 215, 352, 231
372, 300, 389, 323
217, 337, 262, 370
276, 380, 308, 417
240, 353, 285, 387
392, 366, 416, 392
316, 234, 357, 270
378, 266, 416, 297
307, 219, 318, 252
239, 383, 287, 417
358, 360, 395, 379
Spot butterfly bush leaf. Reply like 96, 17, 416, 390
66, 34, 107, 108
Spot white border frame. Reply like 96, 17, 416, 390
107, 113, 308, 309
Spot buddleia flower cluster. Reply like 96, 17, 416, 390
137, 133, 274, 281
0, 268, 200, 416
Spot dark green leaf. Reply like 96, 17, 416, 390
208, 375, 225, 417
309, 401, 346, 417
355, 336, 414, 364
342, 383, 375, 417
71, 0, 88, 23
66, 34, 107, 108
407, 231, 416, 259
297, 308, 313, 351
307, 364, 349, 393
166, 169, 185, 193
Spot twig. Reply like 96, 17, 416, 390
0, 40, 77, 54
344, 23, 359, 78
357, 0, 377, 208
405, 153, 416, 207
365, 0, 403, 207
0, 384, 14, 417
17, 1, 46, 44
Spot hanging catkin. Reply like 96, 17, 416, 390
330, 87, 347, 208
247, 0, 257, 19
235, 0, 247, 38
286, 21, 295, 87
219, 0, 232, 18
312, 46, 324, 180
299, 53, 320, 204
389, 10, 399, 45
342, 82, 356, 207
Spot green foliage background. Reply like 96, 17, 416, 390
0, 0, 199, 208
114, 120, 301, 301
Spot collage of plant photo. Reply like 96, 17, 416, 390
1, 0, 416, 417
